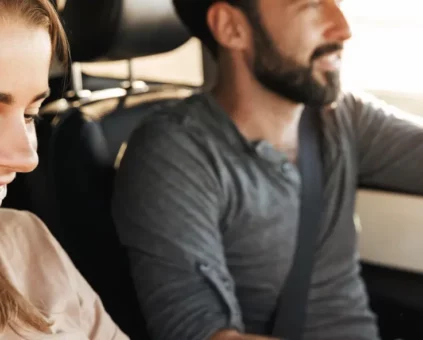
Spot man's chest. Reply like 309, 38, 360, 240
217, 134, 358, 281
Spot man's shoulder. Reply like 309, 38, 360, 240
336, 90, 391, 115
327, 91, 379, 129
128, 92, 217, 149
140, 92, 211, 128
334, 91, 363, 113
121, 93, 221, 170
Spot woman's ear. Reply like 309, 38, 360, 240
206, 2, 252, 53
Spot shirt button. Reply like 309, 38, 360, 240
222, 278, 232, 289
282, 162, 291, 171
199, 263, 210, 272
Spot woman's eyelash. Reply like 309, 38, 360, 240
300, 0, 323, 9
24, 114, 42, 124
309, 0, 323, 7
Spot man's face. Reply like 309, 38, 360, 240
245, 0, 351, 106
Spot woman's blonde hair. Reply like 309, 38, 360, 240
0, 0, 69, 334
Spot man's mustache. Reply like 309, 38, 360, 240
311, 43, 343, 61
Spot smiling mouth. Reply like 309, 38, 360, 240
314, 52, 342, 72
0, 185, 7, 203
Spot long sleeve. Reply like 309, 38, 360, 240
112, 115, 244, 340
350, 92, 423, 193
302, 92, 423, 340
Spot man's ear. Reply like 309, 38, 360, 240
206, 2, 252, 53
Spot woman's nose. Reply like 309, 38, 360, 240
0, 113, 38, 174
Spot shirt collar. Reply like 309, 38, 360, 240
201, 92, 293, 165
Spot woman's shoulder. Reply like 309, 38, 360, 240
0, 207, 41, 226
0, 208, 49, 233
0, 208, 77, 306
0, 208, 60, 262
0, 208, 54, 252
0, 209, 128, 339
0, 209, 87, 334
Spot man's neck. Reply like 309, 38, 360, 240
212, 68, 304, 162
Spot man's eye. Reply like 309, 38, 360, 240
24, 113, 41, 124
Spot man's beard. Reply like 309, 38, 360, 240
249, 18, 343, 106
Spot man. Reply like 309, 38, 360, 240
112, 0, 423, 339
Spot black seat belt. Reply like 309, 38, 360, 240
272, 106, 324, 340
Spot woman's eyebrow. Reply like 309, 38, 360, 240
0, 89, 51, 105
0, 93, 13, 105
31, 89, 51, 103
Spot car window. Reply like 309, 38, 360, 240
81, 38, 203, 86
342, 0, 423, 116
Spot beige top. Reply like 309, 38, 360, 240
0, 208, 129, 340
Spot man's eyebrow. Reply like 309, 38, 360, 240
0, 89, 51, 106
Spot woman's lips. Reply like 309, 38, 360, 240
0, 185, 7, 205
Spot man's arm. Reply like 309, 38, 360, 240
348, 92, 423, 193
113, 115, 276, 340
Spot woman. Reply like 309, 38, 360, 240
0, 0, 128, 339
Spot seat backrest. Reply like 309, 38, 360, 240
48, 90, 194, 338
61, 0, 189, 62
42, 1, 196, 338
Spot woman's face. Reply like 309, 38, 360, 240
0, 20, 52, 206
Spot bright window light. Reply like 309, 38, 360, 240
341, 0, 423, 94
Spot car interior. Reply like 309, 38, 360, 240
3, 0, 423, 339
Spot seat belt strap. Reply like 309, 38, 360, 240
272, 106, 324, 340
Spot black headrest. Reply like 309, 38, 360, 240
61, 0, 191, 62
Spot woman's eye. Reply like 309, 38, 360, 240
24, 113, 41, 124
303, 0, 323, 9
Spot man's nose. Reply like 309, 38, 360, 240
0, 114, 38, 174
324, 2, 352, 43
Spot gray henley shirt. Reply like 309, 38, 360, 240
112, 91, 423, 340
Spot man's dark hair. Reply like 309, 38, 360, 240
173, 0, 257, 58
